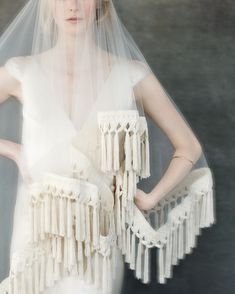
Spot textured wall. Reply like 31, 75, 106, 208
0, 1, 234, 293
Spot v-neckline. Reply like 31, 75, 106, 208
33, 56, 122, 134
63, 62, 120, 134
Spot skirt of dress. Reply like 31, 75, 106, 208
43, 246, 124, 294
8, 180, 125, 294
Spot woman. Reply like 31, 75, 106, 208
0, 0, 215, 293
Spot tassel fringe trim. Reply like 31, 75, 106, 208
97, 110, 150, 178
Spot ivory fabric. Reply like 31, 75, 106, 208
0, 56, 216, 294
3, 56, 144, 294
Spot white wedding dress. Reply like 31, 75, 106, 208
3, 55, 149, 294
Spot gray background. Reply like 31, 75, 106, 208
0, 0, 234, 293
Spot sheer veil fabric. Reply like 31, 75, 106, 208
0, 0, 215, 293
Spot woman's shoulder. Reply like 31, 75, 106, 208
113, 57, 152, 86
4, 55, 35, 82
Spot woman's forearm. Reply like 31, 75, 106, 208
0, 138, 20, 163
150, 144, 202, 203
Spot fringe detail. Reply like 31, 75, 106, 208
119, 167, 215, 285
6, 123, 215, 294
97, 110, 150, 178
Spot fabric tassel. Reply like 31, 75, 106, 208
121, 198, 126, 231
106, 128, 112, 171
132, 130, 138, 171
140, 140, 145, 178
136, 240, 143, 280
172, 226, 178, 265
165, 229, 173, 279
158, 244, 166, 284
125, 226, 131, 263
121, 227, 126, 255
53, 260, 61, 281
143, 245, 150, 284
101, 129, 107, 172
33, 203, 39, 243
115, 191, 121, 236
111, 246, 117, 278
68, 236, 76, 269
80, 203, 86, 241
66, 198, 73, 238
130, 230, 136, 270
188, 212, 193, 253
85, 205, 91, 243
195, 199, 200, 235
127, 170, 134, 202
59, 197, 66, 237
77, 241, 84, 279
45, 193, 51, 233
51, 196, 58, 235
102, 256, 108, 293
63, 238, 68, 271
124, 129, 132, 171
86, 254, 92, 284
210, 189, 215, 225
191, 208, 196, 249
137, 132, 141, 174
39, 254, 45, 292
200, 192, 207, 228
94, 251, 100, 288
56, 237, 62, 263
144, 130, 150, 177
34, 258, 40, 294
92, 206, 99, 248
107, 256, 112, 294
178, 221, 184, 259
75, 201, 81, 241
29, 203, 34, 243
185, 214, 191, 254
113, 130, 120, 171
46, 254, 54, 287
205, 191, 211, 227
52, 237, 57, 259
40, 201, 45, 240
122, 171, 128, 206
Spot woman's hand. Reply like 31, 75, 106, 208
134, 188, 160, 211
0, 139, 32, 184
14, 145, 32, 184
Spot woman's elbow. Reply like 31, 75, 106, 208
176, 139, 203, 164
192, 141, 203, 162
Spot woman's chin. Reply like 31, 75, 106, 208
63, 25, 88, 37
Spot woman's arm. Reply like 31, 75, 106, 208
134, 73, 202, 211
0, 66, 22, 103
0, 67, 30, 182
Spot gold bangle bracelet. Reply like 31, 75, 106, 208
172, 155, 194, 166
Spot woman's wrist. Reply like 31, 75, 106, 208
0, 138, 21, 163
148, 189, 164, 206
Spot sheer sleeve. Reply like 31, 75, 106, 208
4, 56, 25, 82
130, 60, 152, 86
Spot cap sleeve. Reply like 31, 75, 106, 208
4, 56, 25, 82
130, 60, 152, 86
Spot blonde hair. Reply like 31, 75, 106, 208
38, 0, 55, 35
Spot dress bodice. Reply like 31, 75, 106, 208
4, 55, 151, 181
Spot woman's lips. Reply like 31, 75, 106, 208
66, 17, 83, 23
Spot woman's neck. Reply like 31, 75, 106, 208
56, 31, 99, 72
